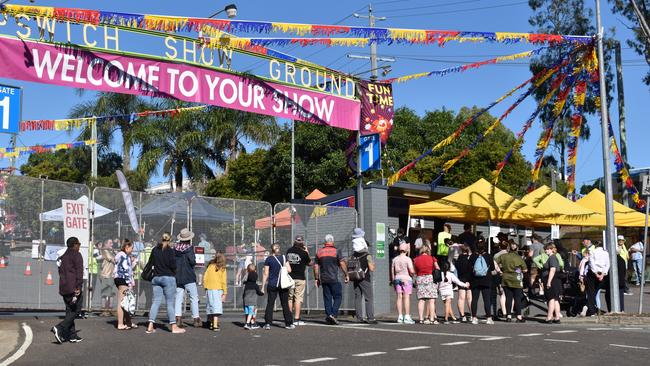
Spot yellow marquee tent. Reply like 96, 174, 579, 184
520, 185, 603, 226
409, 178, 553, 224
576, 189, 647, 227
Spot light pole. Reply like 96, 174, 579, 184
208, 4, 238, 19
353, 4, 386, 231
595, 0, 620, 312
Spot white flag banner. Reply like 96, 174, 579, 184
116, 170, 140, 235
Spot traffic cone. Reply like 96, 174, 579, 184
46, 271, 53, 285
0, 257, 6, 268
24, 262, 32, 276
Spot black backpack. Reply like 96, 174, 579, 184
347, 254, 368, 281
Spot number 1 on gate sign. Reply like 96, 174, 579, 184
0, 96, 9, 130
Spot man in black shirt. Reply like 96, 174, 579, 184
457, 224, 477, 253
286, 235, 311, 325
389, 228, 406, 264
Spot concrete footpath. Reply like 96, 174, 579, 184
0, 320, 23, 365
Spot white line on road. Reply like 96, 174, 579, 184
518, 333, 543, 337
0, 323, 33, 366
552, 330, 577, 333
441, 341, 471, 346
620, 328, 643, 330
481, 337, 508, 341
305, 322, 503, 338
352, 352, 387, 357
544, 339, 579, 343
610, 344, 649, 350
299, 357, 337, 363
397, 346, 431, 351
587, 328, 611, 331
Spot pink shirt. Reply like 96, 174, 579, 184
392, 254, 414, 283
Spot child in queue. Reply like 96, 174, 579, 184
438, 261, 469, 324
204, 252, 227, 331
243, 263, 264, 329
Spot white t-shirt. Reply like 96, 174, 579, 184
631, 241, 644, 261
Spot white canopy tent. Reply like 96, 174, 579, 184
39, 195, 113, 221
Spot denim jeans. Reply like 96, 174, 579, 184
149, 276, 177, 324
632, 259, 644, 284
322, 282, 342, 318
174, 282, 200, 319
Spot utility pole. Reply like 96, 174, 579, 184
614, 41, 629, 206
595, 0, 620, 312
91, 117, 97, 180
354, 4, 386, 231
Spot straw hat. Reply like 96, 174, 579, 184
177, 228, 195, 241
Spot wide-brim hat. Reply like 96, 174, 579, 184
177, 228, 195, 241
352, 228, 365, 238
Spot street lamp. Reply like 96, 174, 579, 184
208, 4, 238, 19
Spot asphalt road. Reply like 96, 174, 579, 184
7, 314, 650, 366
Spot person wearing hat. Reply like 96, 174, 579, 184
173, 228, 201, 328
51, 237, 84, 344
286, 235, 312, 325
349, 228, 377, 324
616, 235, 632, 295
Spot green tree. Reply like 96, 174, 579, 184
204, 149, 268, 200
69, 92, 152, 171
608, 0, 650, 85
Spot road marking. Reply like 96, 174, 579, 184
305, 322, 502, 338
518, 333, 543, 337
299, 357, 337, 363
344, 323, 370, 327
0, 322, 33, 366
620, 327, 642, 330
441, 341, 471, 346
552, 330, 577, 333
352, 352, 386, 357
610, 344, 649, 350
544, 339, 579, 343
481, 337, 508, 341
397, 346, 431, 351
587, 328, 611, 331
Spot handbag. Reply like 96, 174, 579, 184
275, 255, 295, 289
121, 288, 136, 315
141, 254, 154, 282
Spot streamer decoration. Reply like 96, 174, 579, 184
0, 140, 96, 158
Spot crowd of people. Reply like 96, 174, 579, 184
50, 224, 645, 343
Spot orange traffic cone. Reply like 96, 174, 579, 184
46, 271, 53, 285
0, 257, 6, 268
24, 262, 32, 276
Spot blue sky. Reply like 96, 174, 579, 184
0, 0, 647, 192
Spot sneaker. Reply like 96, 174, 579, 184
69, 336, 83, 343
51, 326, 63, 344
285, 324, 296, 330
516, 318, 526, 323
451, 320, 460, 324
403, 316, 415, 324
471, 318, 479, 325
624, 292, 634, 296
486, 318, 494, 325
460, 316, 467, 323
250, 323, 260, 330
294, 320, 306, 326
366, 319, 378, 325
244, 324, 251, 330
396, 315, 404, 323
264, 324, 271, 330
329, 316, 339, 325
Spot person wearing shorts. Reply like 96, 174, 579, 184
392, 242, 415, 324
413, 245, 439, 324
286, 235, 311, 325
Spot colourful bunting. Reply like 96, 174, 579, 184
1, 4, 595, 47
0, 140, 96, 158
380, 47, 547, 84
565, 80, 588, 200
19, 106, 209, 132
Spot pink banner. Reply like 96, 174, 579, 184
0, 36, 360, 130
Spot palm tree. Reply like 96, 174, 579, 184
205, 108, 280, 174
133, 100, 221, 191
69, 92, 152, 171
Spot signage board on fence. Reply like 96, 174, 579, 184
194, 246, 205, 266
551, 225, 560, 240
376, 222, 385, 259
62, 199, 90, 279
642, 175, 650, 196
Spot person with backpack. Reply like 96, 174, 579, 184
349, 228, 377, 324
495, 240, 527, 323
413, 245, 439, 324
469, 242, 495, 324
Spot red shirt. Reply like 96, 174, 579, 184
413, 254, 437, 276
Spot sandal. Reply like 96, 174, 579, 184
117, 325, 131, 330
172, 328, 186, 334
130, 323, 139, 329
145, 328, 156, 334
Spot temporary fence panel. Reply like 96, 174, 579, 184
0, 175, 90, 310
273, 203, 358, 312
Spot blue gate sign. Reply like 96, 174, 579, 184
0, 84, 21, 134
359, 133, 381, 173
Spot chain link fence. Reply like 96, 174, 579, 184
0, 175, 90, 310
273, 203, 358, 312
